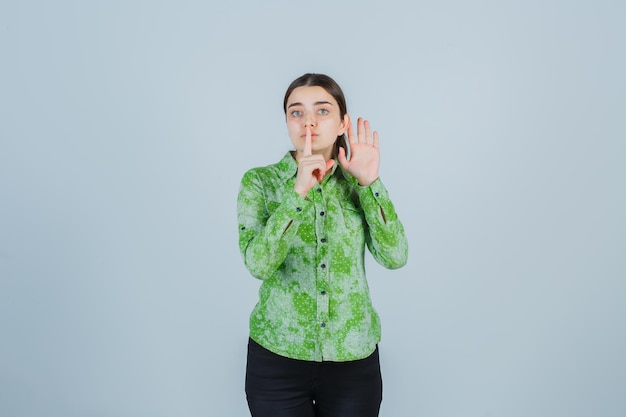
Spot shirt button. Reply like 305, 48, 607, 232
240, 226, 246, 231
296, 207, 302, 212
320, 211, 325, 216
321, 322, 326, 328
375, 192, 380, 197
317, 188, 322, 192
320, 238, 327, 243
320, 263, 326, 269
321, 290, 326, 295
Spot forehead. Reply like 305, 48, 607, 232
286, 86, 337, 106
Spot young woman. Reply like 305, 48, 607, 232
237, 73, 408, 417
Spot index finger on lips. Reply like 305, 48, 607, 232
304, 126, 312, 156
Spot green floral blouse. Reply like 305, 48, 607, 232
237, 152, 408, 362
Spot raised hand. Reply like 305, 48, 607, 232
338, 117, 380, 186
294, 126, 335, 198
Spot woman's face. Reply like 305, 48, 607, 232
285, 86, 348, 161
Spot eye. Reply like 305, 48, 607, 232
290, 110, 303, 117
317, 108, 329, 115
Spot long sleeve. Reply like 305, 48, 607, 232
237, 169, 311, 280
237, 152, 408, 362
355, 178, 408, 269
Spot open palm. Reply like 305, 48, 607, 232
338, 117, 380, 186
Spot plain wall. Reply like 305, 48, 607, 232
1, 1, 624, 416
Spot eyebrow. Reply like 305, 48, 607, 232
287, 101, 334, 109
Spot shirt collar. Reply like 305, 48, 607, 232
276, 152, 299, 180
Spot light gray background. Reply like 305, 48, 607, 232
1, 1, 624, 416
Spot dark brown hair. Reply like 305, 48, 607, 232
283, 73, 348, 159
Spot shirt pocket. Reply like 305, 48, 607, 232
339, 199, 365, 232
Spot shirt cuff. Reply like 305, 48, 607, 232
356, 177, 387, 205
355, 178, 400, 224
280, 188, 312, 223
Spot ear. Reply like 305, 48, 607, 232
339, 113, 351, 135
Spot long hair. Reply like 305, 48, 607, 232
283, 73, 348, 159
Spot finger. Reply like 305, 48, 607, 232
357, 117, 364, 144
337, 146, 348, 167
302, 162, 321, 184
373, 131, 379, 148
364, 120, 372, 145
315, 159, 335, 182
303, 155, 326, 172
304, 126, 312, 156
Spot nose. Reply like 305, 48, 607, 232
304, 112, 316, 127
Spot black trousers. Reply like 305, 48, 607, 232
245, 338, 383, 417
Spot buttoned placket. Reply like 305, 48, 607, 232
313, 183, 330, 358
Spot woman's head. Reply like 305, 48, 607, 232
283, 73, 349, 160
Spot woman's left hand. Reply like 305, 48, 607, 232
338, 116, 380, 186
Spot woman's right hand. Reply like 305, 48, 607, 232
294, 126, 335, 199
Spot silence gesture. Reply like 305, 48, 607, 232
338, 117, 380, 186
293, 126, 335, 199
